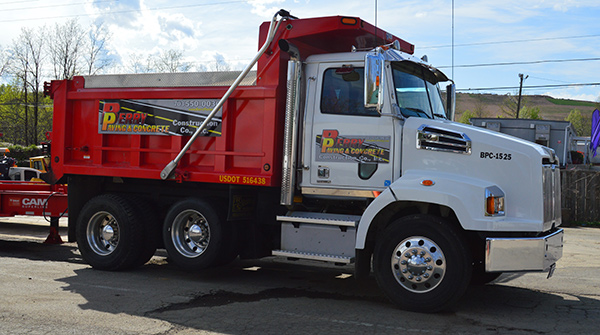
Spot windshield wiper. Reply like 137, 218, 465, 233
403, 107, 432, 119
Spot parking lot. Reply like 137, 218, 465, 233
1, 217, 599, 335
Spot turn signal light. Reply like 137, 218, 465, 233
421, 179, 435, 187
485, 186, 505, 216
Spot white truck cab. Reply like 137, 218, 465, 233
278, 42, 563, 312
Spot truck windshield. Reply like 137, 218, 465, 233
391, 61, 446, 119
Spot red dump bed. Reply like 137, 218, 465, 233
46, 15, 412, 187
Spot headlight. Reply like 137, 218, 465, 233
485, 186, 505, 216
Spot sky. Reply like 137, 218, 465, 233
1, 0, 599, 102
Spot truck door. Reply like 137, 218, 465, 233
302, 63, 395, 194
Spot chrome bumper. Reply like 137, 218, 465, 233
485, 229, 563, 272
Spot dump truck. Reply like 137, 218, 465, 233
43, 10, 563, 312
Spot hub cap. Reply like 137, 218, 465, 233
171, 210, 210, 258
391, 236, 446, 293
87, 211, 119, 256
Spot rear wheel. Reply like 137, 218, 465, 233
76, 194, 144, 270
163, 198, 237, 270
373, 214, 472, 313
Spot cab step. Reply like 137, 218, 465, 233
272, 249, 354, 264
275, 211, 358, 264
276, 211, 360, 227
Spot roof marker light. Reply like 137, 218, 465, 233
341, 17, 358, 25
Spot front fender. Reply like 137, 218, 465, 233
355, 170, 541, 250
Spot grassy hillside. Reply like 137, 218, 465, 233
455, 93, 599, 121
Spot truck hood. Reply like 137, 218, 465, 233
402, 117, 556, 173
400, 117, 557, 231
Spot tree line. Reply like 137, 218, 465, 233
0, 19, 113, 146
0, 19, 232, 147
457, 93, 598, 137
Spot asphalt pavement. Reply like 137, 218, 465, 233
0, 217, 598, 335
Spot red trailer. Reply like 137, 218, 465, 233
0, 181, 68, 243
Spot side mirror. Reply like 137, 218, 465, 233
446, 83, 456, 121
364, 49, 385, 113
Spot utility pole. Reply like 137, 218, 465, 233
516, 73, 528, 118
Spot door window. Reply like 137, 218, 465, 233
320, 67, 378, 116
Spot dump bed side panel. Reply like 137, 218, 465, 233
49, 78, 283, 187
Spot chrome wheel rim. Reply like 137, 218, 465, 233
391, 236, 446, 293
87, 211, 119, 256
171, 209, 210, 258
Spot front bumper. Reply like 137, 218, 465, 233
485, 229, 563, 272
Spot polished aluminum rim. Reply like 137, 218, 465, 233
86, 211, 119, 256
391, 236, 446, 293
171, 209, 210, 258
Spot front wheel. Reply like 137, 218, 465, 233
373, 214, 472, 313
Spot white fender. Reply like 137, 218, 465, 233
355, 170, 542, 250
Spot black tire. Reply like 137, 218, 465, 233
163, 198, 237, 270
129, 197, 160, 267
76, 194, 145, 271
373, 214, 472, 313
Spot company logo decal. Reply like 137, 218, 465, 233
8, 197, 46, 209
316, 129, 390, 163
98, 99, 222, 136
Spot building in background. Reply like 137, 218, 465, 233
470, 118, 577, 167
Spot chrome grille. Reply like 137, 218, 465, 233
416, 125, 472, 154
542, 164, 562, 229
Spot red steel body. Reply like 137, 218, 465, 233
0, 181, 68, 217
46, 16, 413, 187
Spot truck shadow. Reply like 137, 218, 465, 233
55, 257, 598, 335
2, 238, 594, 334
0, 239, 83, 264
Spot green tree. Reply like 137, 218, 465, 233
0, 83, 52, 145
9, 27, 46, 145
565, 109, 592, 136
500, 93, 520, 118
458, 110, 477, 124
457, 97, 488, 124
519, 106, 542, 120
0, 83, 24, 144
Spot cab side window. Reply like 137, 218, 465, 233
320, 67, 378, 116
25, 170, 37, 181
